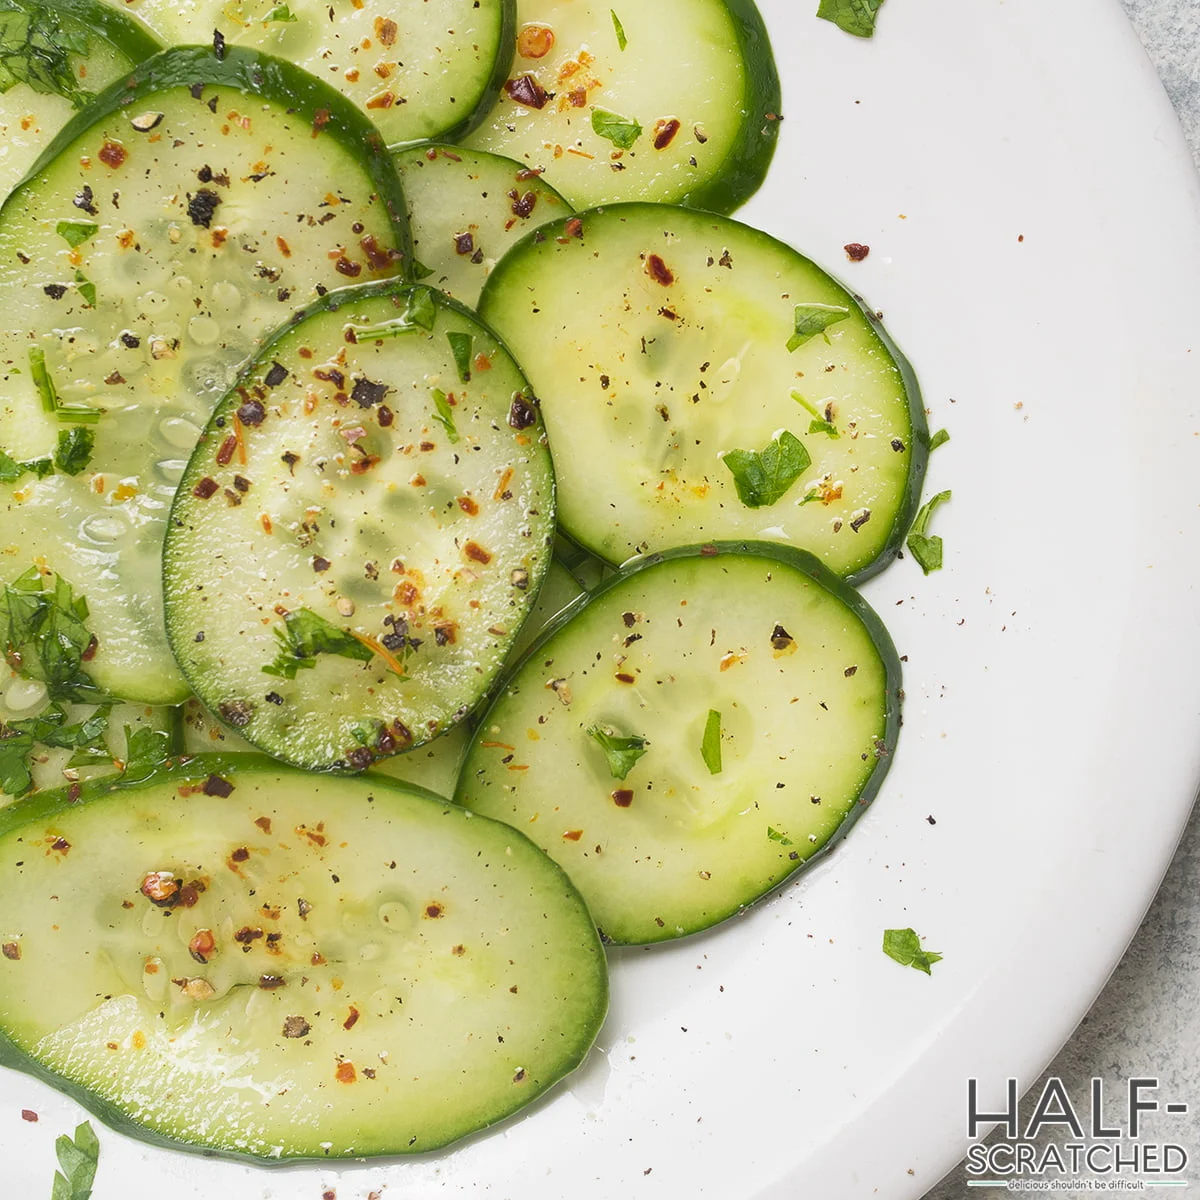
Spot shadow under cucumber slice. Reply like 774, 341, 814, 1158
456, 541, 901, 945
0, 757, 607, 1159
163, 282, 556, 771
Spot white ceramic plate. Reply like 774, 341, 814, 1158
7, 0, 1200, 1195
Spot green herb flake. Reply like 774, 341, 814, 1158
700, 709, 722, 775
817, 0, 884, 38
721, 430, 811, 508
53, 426, 95, 476
29, 348, 100, 424
906, 489, 951, 575
263, 2, 297, 20
591, 107, 642, 150
430, 388, 460, 444
767, 826, 793, 846
263, 607, 375, 680
0, 446, 51, 483
11, 702, 110, 756
586, 724, 648, 780
410, 258, 436, 281
882, 927, 942, 975
50, 1120, 99, 1200
73, 269, 96, 308
351, 287, 437, 340
610, 9, 627, 50
787, 303, 850, 352
791, 391, 839, 439
929, 427, 950, 451
0, 567, 105, 704
56, 220, 97, 249
447, 331, 474, 383
121, 723, 172, 781
0, 2, 93, 110
0, 728, 35, 797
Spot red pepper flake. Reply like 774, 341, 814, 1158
457, 495, 480, 516
215, 434, 238, 466
424, 902, 445, 918
2, 942, 21, 960
312, 108, 331, 136
189, 929, 216, 964
517, 23, 555, 58
104, 370, 125, 385
230, 847, 250, 863
343, 1006, 360, 1030
234, 926, 264, 945
258, 974, 286, 989
507, 188, 537, 218
844, 242, 870, 261
50, 837, 69, 853
564, 217, 583, 239
508, 393, 538, 429
335, 256, 362, 277
192, 477, 219, 500
20, 1110, 36, 1122
350, 454, 380, 475
202, 774, 235, 797
615, 673, 636, 684
378, 404, 394, 428
141, 872, 181, 906
98, 140, 127, 168
612, 789, 633, 808
504, 74, 549, 109
176, 882, 201, 908
81, 635, 98, 662
374, 16, 398, 45
652, 118, 681, 149
236, 397, 266, 426
360, 234, 394, 271
454, 231, 475, 256
67, 782, 82, 804
463, 541, 491, 565
646, 254, 674, 285
335, 1061, 357, 1084
562, 830, 583, 841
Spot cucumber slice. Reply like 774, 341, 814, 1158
163, 282, 556, 771
395, 144, 572, 306
460, 0, 780, 212
0, 757, 607, 1158
371, 556, 583, 795
456, 542, 901, 945
104, 0, 514, 147
478, 203, 927, 581
0, 0, 160, 201
0, 46, 411, 704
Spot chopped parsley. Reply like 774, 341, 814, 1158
430, 388, 460, 443
447, 331, 473, 383
263, 607, 375, 680
0, 567, 105, 704
906, 489, 951, 574
0, 446, 51, 483
791, 390, 839, 438
610, 10, 627, 50
591, 107, 642, 150
50, 1119, 100, 1200
350, 287, 437, 340
817, 0, 884, 38
56, 220, 98, 249
721, 430, 811, 508
586, 724, 648, 780
787, 302, 850, 352
73, 269, 96, 308
767, 826, 793, 845
121, 723, 173, 781
263, 3, 298, 20
29, 348, 101, 423
53, 426, 95, 475
882, 927, 942, 975
929, 427, 950, 451
0, 1, 93, 110
700, 709, 722, 775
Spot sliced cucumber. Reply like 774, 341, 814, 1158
456, 542, 901, 945
163, 282, 556, 771
478, 203, 927, 581
104, 0, 514, 147
0, 46, 410, 704
460, 0, 780, 212
371, 556, 583, 795
0, 0, 160, 201
395, 144, 572, 306
0, 757, 607, 1158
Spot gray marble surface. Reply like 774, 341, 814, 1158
924, 10, 1200, 1196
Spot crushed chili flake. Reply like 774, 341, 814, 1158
646, 254, 674, 285
192, 477, 219, 500
844, 242, 870, 262
454, 231, 475, 256
562, 830, 583, 841
335, 1061, 357, 1083
188, 929, 216, 964
517, 23, 555, 58
343, 1006, 360, 1030
507, 188, 537, 218
258, 974, 286, 989
652, 118, 682, 149
202, 774, 235, 797
236, 397, 266, 426
215, 434, 238, 466
2, 942, 21, 960
508, 393, 538, 429
98, 140, 127, 168
463, 541, 492, 565
504, 74, 549, 109
141, 871, 181, 906
20, 1110, 36, 1122
612, 789, 634, 808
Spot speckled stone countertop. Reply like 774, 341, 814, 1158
924, 10, 1200, 1196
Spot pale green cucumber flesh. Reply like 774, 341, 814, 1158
0, 0, 160, 201
0, 759, 607, 1159
371, 556, 583, 795
104, 0, 514, 146
478, 203, 927, 581
456, 542, 901, 944
395, 143, 573, 306
0, 47, 410, 704
163, 282, 556, 771
460, 0, 780, 211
